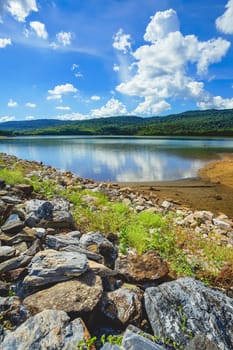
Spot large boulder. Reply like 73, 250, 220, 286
23, 270, 103, 315
144, 277, 233, 350
115, 251, 169, 284
80, 232, 118, 268
0, 310, 91, 350
23, 249, 88, 287
45, 231, 81, 249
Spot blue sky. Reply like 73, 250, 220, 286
0, 0, 233, 121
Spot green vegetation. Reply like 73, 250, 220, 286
0, 108, 233, 136
1, 161, 233, 283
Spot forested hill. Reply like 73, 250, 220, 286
1, 109, 233, 136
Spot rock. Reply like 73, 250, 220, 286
184, 334, 219, 350
80, 232, 118, 268
23, 270, 103, 315
115, 251, 169, 284
100, 344, 122, 350
1, 196, 22, 205
161, 200, 172, 209
14, 184, 33, 197
0, 179, 6, 189
45, 231, 81, 249
1, 220, 25, 235
0, 230, 36, 245
61, 244, 104, 262
121, 325, 166, 350
144, 277, 233, 350
0, 296, 30, 330
23, 249, 88, 287
0, 246, 16, 262
25, 199, 53, 220
0, 254, 32, 275
13, 242, 28, 254
100, 286, 143, 327
215, 263, 233, 289
88, 260, 117, 277
0, 310, 91, 350
213, 218, 231, 230
0, 281, 9, 297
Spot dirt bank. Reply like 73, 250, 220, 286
118, 155, 233, 218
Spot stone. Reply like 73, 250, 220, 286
1, 196, 22, 204
121, 325, 166, 350
184, 334, 219, 350
80, 232, 118, 268
115, 251, 169, 284
215, 263, 233, 289
100, 344, 122, 350
1, 220, 25, 235
144, 277, 233, 350
0, 281, 9, 297
25, 199, 53, 219
161, 200, 172, 209
45, 231, 81, 249
0, 179, 6, 189
0, 310, 91, 350
0, 254, 32, 275
0, 246, 16, 262
100, 286, 143, 326
23, 249, 88, 287
88, 260, 117, 277
14, 184, 33, 197
61, 245, 104, 263
23, 270, 103, 315
213, 218, 231, 230
0, 296, 30, 330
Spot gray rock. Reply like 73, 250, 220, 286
0, 309, 91, 350
0, 254, 32, 274
1, 196, 22, 204
25, 199, 53, 219
0, 281, 9, 297
145, 277, 233, 350
80, 232, 118, 268
121, 325, 166, 350
45, 231, 81, 249
101, 344, 123, 350
100, 286, 143, 326
23, 249, 88, 287
0, 296, 30, 329
0, 246, 16, 262
61, 245, 104, 262
23, 270, 103, 315
185, 334, 220, 350
1, 220, 25, 235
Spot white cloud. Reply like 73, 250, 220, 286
197, 95, 233, 109
113, 64, 120, 72
47, 83, 78, 100
2, 0, 38, 22
113, 28, 132, 54
29, 21, 48, 40
144, 9, 179, 42
216, 0, 233, 34
25, 115, 35, 120
51, 31, 72, 49
25, 102, 36, 108
56, 106, 71, 111
91, 98, 127, 117
91, 95, 101, 101
57, 112, 88, 121
8, 99, 18, 107
0, 116, 15, 122
0, 38, 12, 48
116, 9, 230, 115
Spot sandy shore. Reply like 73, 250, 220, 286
118, 155, 233, 217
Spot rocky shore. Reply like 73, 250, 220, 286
0, 153, 233, 350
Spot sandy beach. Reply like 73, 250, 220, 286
118, 154, 233, 217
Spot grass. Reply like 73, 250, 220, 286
0, 159, 233, 281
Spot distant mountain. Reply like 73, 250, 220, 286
1, 109, 233, 136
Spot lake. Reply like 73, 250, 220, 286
0, 136, 233, 182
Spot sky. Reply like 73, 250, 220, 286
0, 0, 233, 122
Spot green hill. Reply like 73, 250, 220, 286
1, 109, 233, 136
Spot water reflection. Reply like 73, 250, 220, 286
0, 136, 233, 182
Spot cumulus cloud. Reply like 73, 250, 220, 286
91, 98, 127, 117
197, 95, 233, 109
47, 83, 77, 100
29, 21, 48, 40
56, 106, 71, 111
51, 31, 72, 49
113, 28, 132, 54
0, 116, 15, 122
1, 0, 38, 22
0, 38, 11, 48
115, 9, 230, 115
8, 99, 18, 107
25, 102, 36, 108
91, 95, 101, 101
216, 0, 233, 34
57, 112, 88, 121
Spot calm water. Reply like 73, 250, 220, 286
1, 136, 233, 182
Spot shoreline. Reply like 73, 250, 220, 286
117, 155, 233, 217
